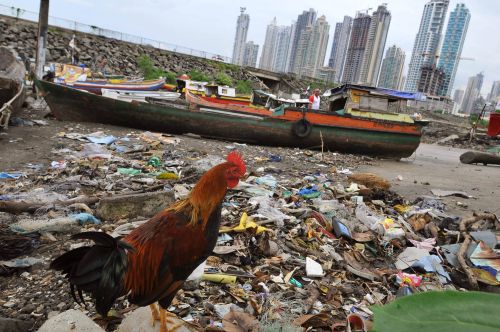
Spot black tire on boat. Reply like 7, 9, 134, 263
292, 119, 312, 138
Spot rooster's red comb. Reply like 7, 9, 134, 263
226, 151, 246, 175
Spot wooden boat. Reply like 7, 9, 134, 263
0, 47, 25, 129
101, 89, 180, 102
35, 79, 427, 158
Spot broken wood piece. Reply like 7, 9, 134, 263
457, 235, 478, 290
460, 151, 500, 166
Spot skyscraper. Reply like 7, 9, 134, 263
259, 19, 292, 73
359, 4, 391, 86
292, 25, 313, 75
417, 66, 446, 95
453, 89, 464, 106
461, 72, 484, 114
259, 18, 279, 71
342, 13, 371, 84
378, 45, 405, 90
232, 8, 250, 65
405, 0, 449, 92
438, 3, 471, 96
328, 23, 342, 68
283, 22, 296, 72
489, 81, 500, 103
288, 9, 317, 73
242, 41, 259, 67
273, 26, 292, 73
302, 15, 330, 78
328, 16, 352, 82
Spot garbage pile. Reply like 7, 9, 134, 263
0, 127, 498, 332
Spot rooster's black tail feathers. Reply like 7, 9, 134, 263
50, 231, 134, 316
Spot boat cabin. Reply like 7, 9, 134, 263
251, 90, 308, 109
175, 74, 208, 94
323, 84, 423, 123
205, 84, 236, 98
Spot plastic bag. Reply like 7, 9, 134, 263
355, 203, 384, 234
248, 196, 292, 223
255, 174, 277, 188
76, 143, 112, 159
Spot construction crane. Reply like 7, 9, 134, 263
356, 7, 372, 16
421, 53, 475, 62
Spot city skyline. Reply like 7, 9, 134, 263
4, 0, 499, 95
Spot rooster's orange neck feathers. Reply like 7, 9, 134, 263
170, 163, 231, 228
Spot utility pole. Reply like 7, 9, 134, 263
35, 0, 49, 79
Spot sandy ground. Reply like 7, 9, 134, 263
359, 143, 500, 218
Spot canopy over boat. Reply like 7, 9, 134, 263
323, 84, 427, 124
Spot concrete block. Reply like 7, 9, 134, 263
96, 191, 175, 222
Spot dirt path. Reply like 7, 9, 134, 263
358, 143, 500, 218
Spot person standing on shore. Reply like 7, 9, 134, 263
309, 89, 321, 110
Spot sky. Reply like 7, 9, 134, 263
1, 0, 498, 95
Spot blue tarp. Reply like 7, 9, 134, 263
326, 84, 426, 101
374, 88, 422, 100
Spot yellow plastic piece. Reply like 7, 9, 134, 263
219, 212, 270, 235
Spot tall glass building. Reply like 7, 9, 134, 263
405, 0, 449, 92
438, 3, 471, 96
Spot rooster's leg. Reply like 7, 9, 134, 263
159, 307, 181, 332
150, 304, 160, 326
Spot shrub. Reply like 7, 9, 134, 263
188, 69, 211, 82
236, 80, 253, 94
164, 72, 176, 84
214, 72, 233, 86
137, 55, 166, 80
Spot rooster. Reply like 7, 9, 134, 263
50, 151, 246, 332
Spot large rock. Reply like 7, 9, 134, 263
37, 309, 104, 332
118, 307, 195, 332
96, 190, 175, 221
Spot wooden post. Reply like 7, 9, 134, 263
35, 0, 50, 79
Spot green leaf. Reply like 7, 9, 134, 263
372, 291, 500, 332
